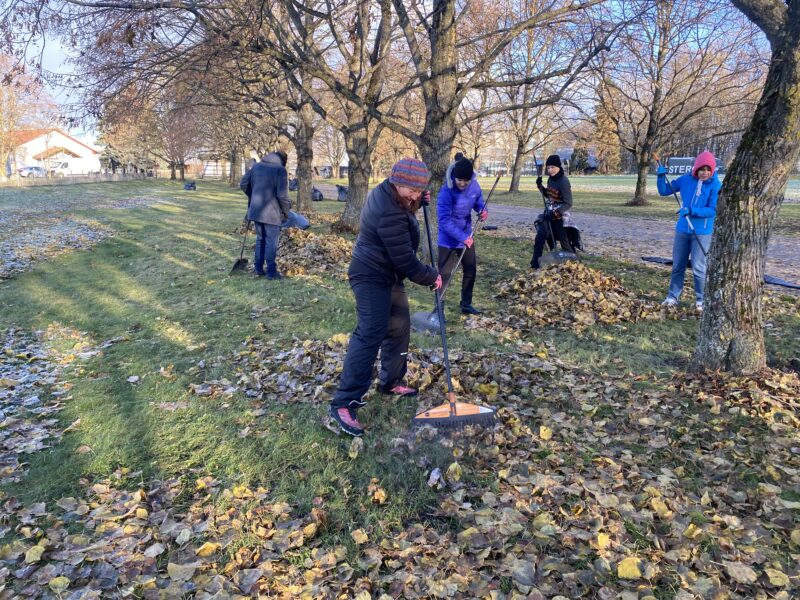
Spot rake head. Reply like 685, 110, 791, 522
229, 257, 249, 275
412, 397, 496, 430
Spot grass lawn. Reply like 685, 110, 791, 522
0, 179, 798, 597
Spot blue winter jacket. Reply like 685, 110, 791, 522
657, 173, 721, 235
436, 176, 486, 249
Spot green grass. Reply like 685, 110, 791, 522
0, 178, 798, 547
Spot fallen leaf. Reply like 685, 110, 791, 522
617, 557, 642, 579
351, 529, 368, 544
196, 541, 220, 557
723, 560, 757, 584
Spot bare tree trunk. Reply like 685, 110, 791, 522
509, 141, 526, 193
228, 147, 241, 187
629, 156, 651, 205
169, 162, 176, 180
338, 125, 372, 233
693, 6, 800, 374
294, 105, 315, 214
179, 163, 185, 181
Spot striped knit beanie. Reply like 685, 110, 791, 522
389, 158, 430, 190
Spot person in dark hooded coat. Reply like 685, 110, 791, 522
239, 151, 291, 279
530, 154, 574, 269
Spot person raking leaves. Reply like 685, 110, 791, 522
530, 154, 574, 269
436, 157, 488, 316
329, 158, 442, 437
656, 151, 721, 311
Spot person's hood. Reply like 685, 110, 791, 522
692, 151, 717, 177
261, 153, 283, 166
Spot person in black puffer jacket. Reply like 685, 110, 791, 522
530, 154, 574, 269
329, 158, 442, 437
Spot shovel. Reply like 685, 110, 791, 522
533, 152, 578, 266
229, 218, 250, 275
411, 173, 501, 334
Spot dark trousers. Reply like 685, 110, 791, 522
438, 245, 477, 307
531, 219, 573, 268
331, 281, 410, 409
254, 222, 281, 276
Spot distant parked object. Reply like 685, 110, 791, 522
183, 181, 196, 190
288, 177, 299, 191
336, 184, 349, 202
18, 166, 46, 178
312, 186, 324, 201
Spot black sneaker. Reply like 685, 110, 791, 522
460, 304, 482, 315
329, 406, 364, 436
266, 272, 285, 280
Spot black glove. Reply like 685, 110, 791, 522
536, 176, 543, 188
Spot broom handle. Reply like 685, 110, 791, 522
435, 172, 501, 306
422, 202, 456, 400
653, 156, 708, 257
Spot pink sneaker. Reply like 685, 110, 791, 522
329, 406, 364, 436
384, 384, 418, 397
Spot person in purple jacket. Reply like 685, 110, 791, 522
656, 150, 721, 311
436, 158, 488, 315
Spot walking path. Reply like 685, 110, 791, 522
484, 204, 800, 287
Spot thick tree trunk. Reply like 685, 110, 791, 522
179, 163, 185, 181
294, 104, 316, 214
508, 141, 526, 193
169, 162, 176, 180
693, 10, 800, 374
338, 125, 372, 233
629, 155, 651, 205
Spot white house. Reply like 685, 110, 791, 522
10, 129, 102, 176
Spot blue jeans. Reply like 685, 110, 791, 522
668, 231, 711, 302
253, 222, 281, 276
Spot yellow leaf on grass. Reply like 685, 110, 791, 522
351, 529, 368, 545
372, 487, 388, 504
683, 523, 702, 539
700, 490, 711, 505
791, 529, 800, 546
302, 523, 317, 538
48, 576, 70, 593
617, 557, 643, 579
24, 544, 45, 563
348, 437, 363, 459
135, 508, 149, 519
764, 567, 789, 587
446, 462, 462, 482
649, 497, 673, 519
539, 425, 553, 440
595, 533, 611, 551
196, 542, 221, 557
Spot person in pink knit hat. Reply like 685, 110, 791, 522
656, 151, 722, 311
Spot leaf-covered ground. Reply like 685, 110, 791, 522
0, 180, 797, 598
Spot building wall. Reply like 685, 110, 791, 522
15, 131, 101, 175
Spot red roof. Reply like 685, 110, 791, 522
10, 128, 99, 155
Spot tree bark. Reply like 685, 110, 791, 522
630, 155, 651, 205
509, 140, 526, 193
294, 102, 316, 214
337, 123, 372, 233
228, 147, 241, 187
179, 162, 185, 181
169, 162, 176, 180
693, 3, 800, 374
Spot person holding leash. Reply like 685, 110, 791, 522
657, 151, 721, 311
437, 158, 488, 315
329, 158, 442, 437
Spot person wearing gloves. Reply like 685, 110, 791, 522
657, 151, 721, 311
437, 158, 488, 315
330, 158, 442, 437
530, 154, 574, 269
239, 150, 291, 279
